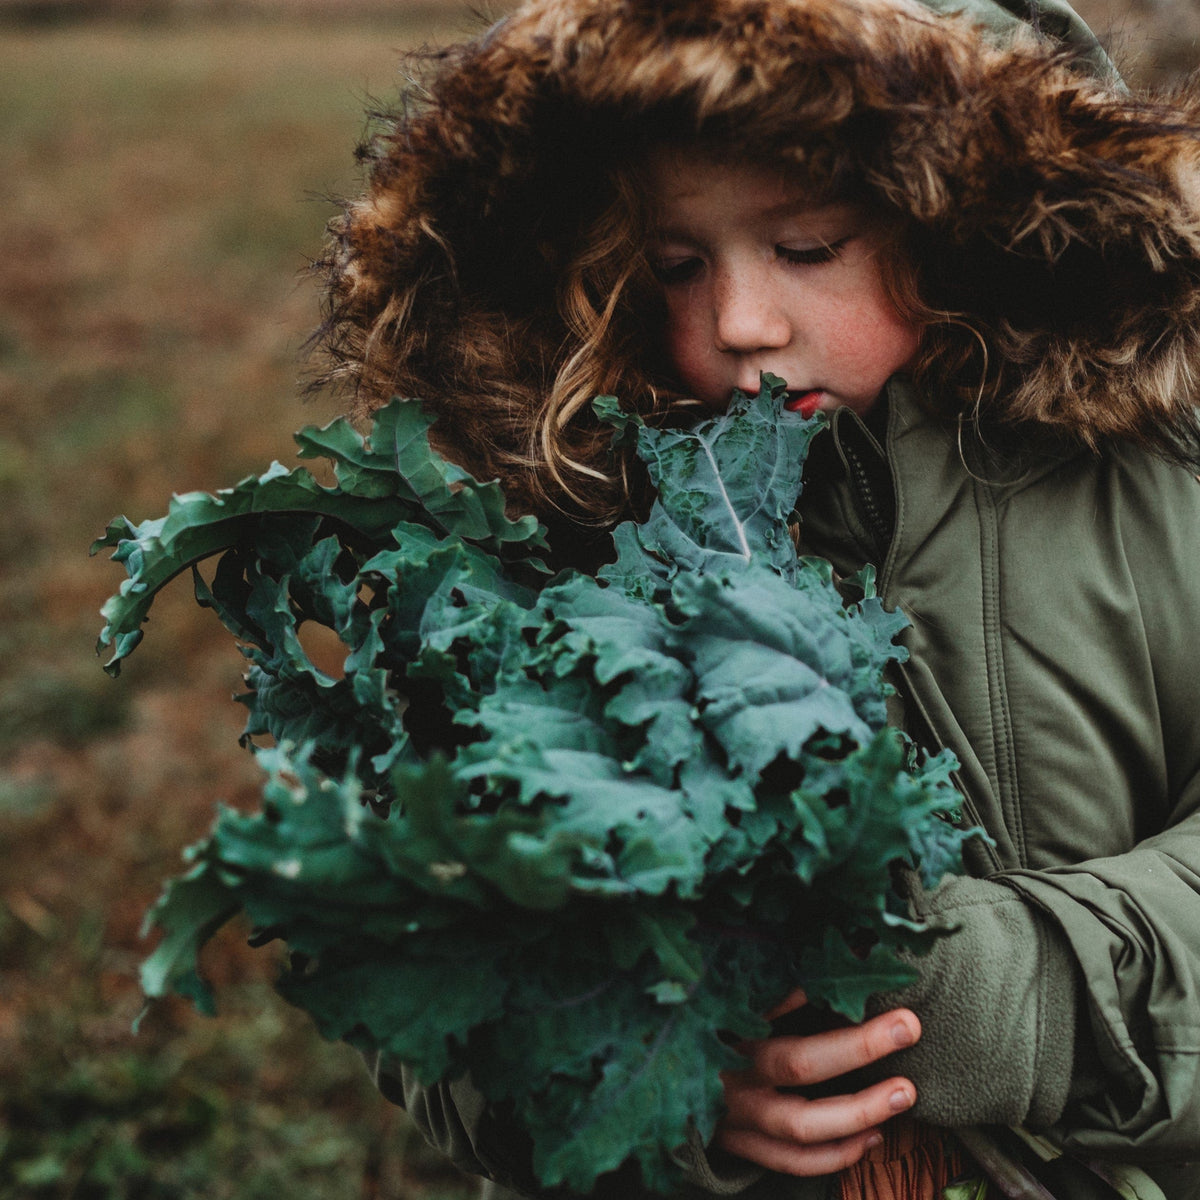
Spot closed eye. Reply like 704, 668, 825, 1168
777, 237, 850, 266
650, 256, 704, 285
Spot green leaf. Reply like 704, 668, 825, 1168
798, 928, 920, 1023
942, 1179, 989, 1200
521, 975, 749, 1192
599, 375, 822, 590
107, 382, 971, 1195
676, 565, 879, 780
278, 935, 510, 1084
137, 861, 240, 1016
94, 400, 548, 675
294, 401, 547, 562
92, 464, 409, 676
450, 675, 716, 903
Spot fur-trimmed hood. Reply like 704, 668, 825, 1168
319, 0, 1200, 516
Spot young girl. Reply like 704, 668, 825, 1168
316, 0, 1200, 1196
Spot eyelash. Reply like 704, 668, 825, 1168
651, 259, 703, 285
777, 237, 850, 266
651, 238, 850, 285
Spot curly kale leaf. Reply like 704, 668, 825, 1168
99, 378, 972, 1195
596, 374, 820, 594
92, 400, 547, 676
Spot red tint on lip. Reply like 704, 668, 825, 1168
784, 390, 823, 418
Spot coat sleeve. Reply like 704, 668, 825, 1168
875, 459, 1200, 1160
878, 803, 1200, 1159
865, 872, 1084, 1131
369, 1055, 533, 1190
1007, 815, 1200, 1159
1025, 460, 1200, 1159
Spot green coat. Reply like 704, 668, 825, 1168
795, 383, 1200, 1199
377, 380, 1200, 1199
336, 0, 1200, 1188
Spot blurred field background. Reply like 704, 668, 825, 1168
0, 0, 1193, 1197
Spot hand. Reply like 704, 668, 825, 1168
714, 991, 921, 1176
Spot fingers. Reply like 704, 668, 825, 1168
764, 987, 807, 1022
722, 1073, 916, 1146
712, 1006, 923, 1177
715, 1124, 883, 1177
747, 1007, 920, 1088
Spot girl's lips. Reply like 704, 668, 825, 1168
784, 390, 824, 419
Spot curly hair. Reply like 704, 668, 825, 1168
314, 88, 698, 529
315, 109, 946, 531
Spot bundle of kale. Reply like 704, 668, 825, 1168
94, 376, 968, 1194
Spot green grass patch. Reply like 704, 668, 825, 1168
2, 983, 478, 1200
0, 664, 130, 752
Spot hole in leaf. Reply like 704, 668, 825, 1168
295, 621, 347, 680
758, 754, 806, 794
808, 732, 854, 760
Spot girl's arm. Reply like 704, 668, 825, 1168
872, 451, 1200, 1159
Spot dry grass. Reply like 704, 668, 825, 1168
1073, 0, 1200, 86
0, 14, 498, 1199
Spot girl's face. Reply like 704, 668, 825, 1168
645, 151, 920, 417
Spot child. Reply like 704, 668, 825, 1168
316, 0, 1200, 1196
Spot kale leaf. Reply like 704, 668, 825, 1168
95, 375, 969, 1194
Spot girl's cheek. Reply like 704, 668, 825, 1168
663, 311, 703, 378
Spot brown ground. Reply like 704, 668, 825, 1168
0, 11, 498, 1198
0, 0, 1195, 85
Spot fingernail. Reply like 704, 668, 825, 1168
889, 1088, 914, 1113
891, 1021, 915, 1048
866, 1132, 884, 1149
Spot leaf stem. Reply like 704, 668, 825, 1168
699, 439, 752, 562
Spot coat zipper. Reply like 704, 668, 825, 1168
842, 443, 892, 555
840, 417, 1003, 874
893, 658, 1003, 875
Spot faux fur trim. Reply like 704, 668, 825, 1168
319, 0, 1200, 475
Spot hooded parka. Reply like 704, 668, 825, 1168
323, 0, 1200, 1196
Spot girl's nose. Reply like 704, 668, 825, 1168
713, 269, 791, 353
